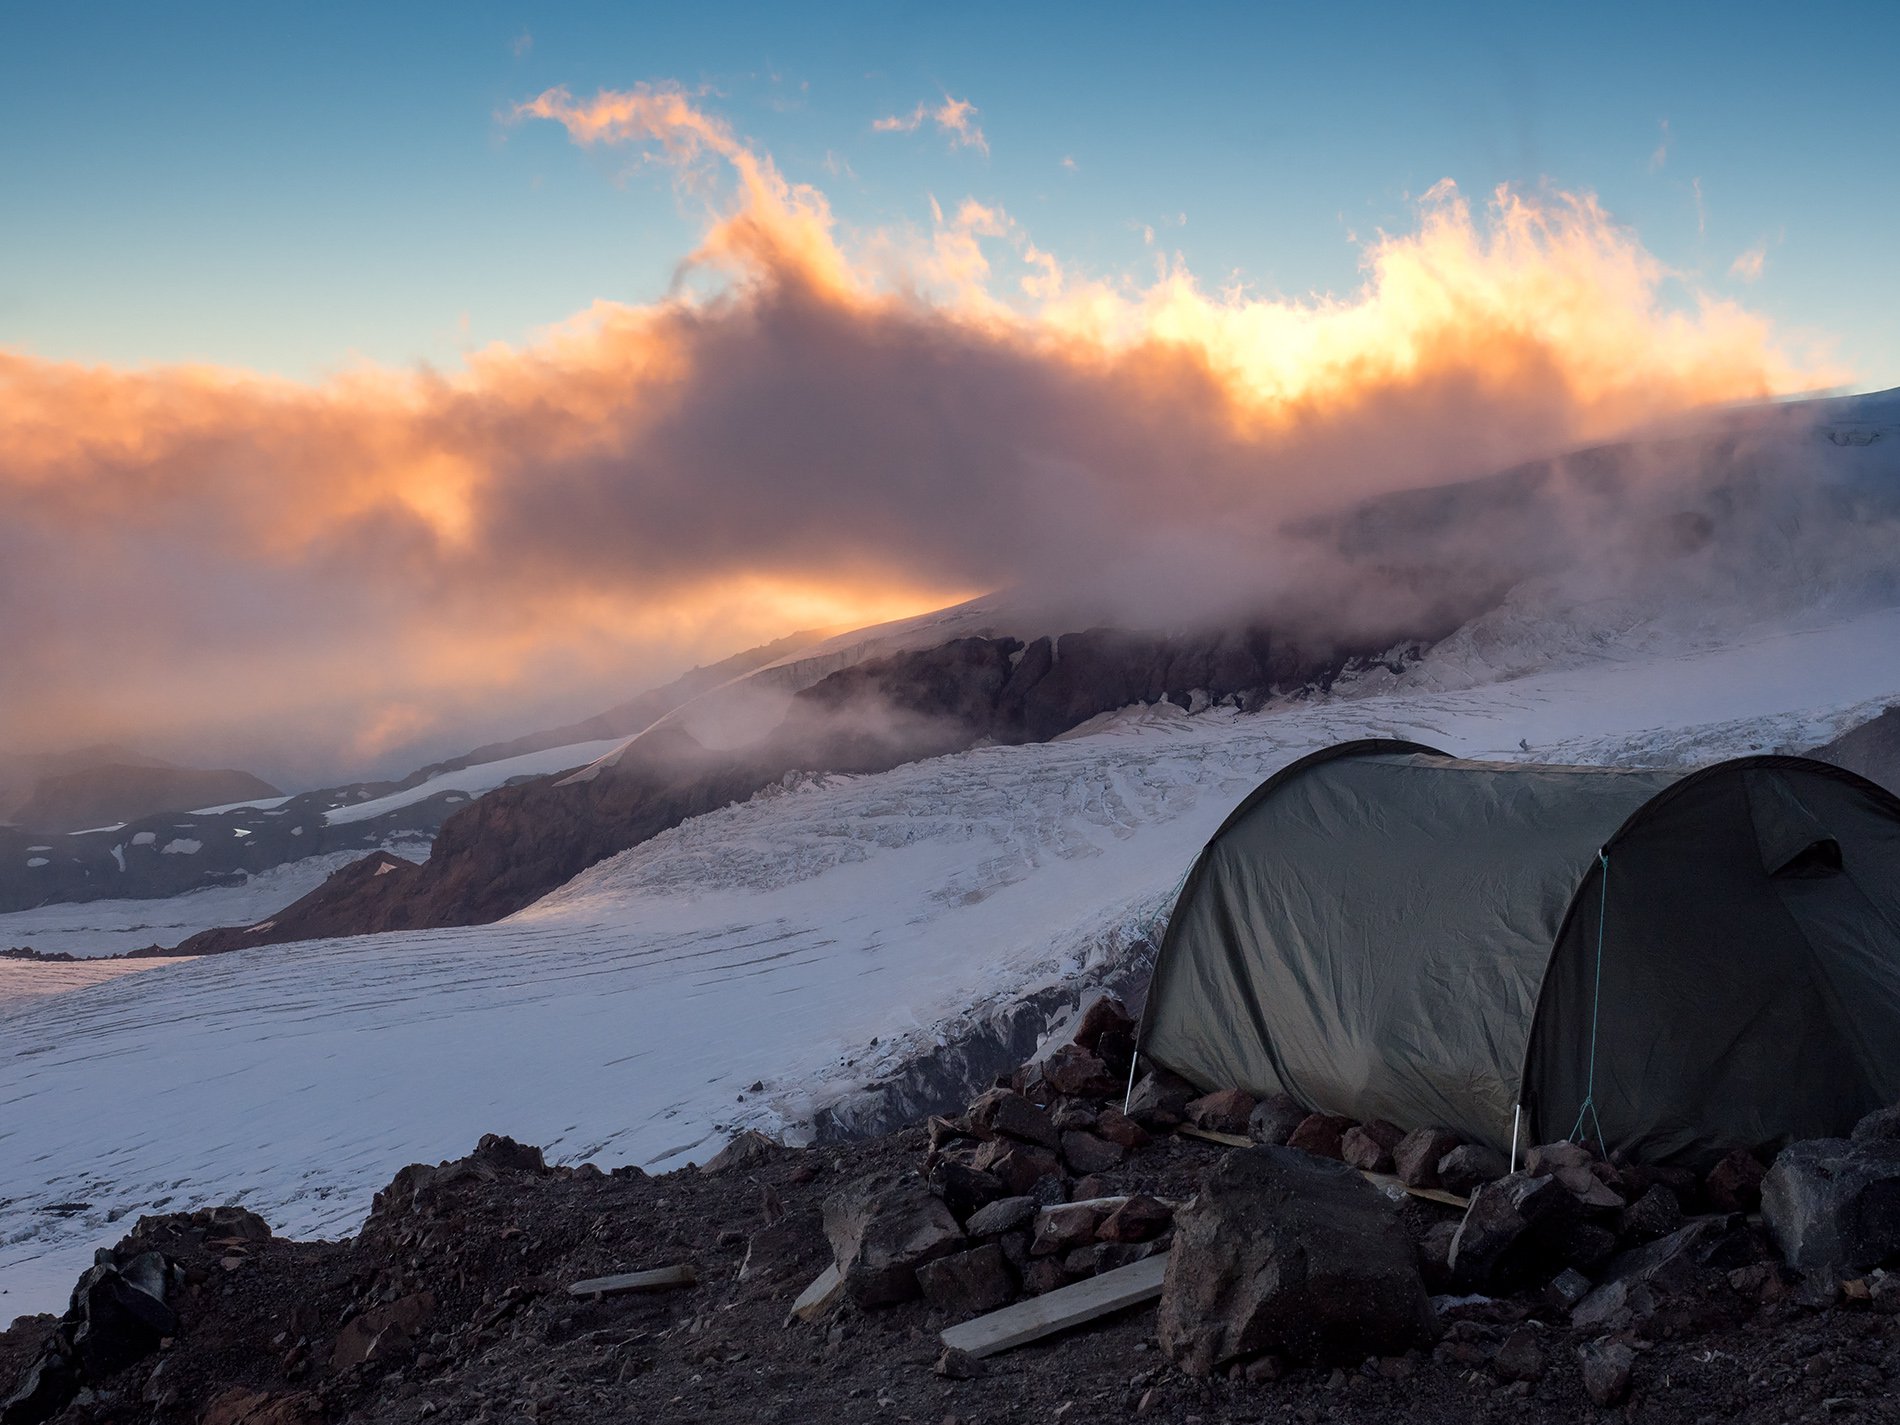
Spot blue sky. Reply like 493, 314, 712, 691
3, 0, 1895, 387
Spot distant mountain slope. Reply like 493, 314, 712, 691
1809, 705, 1900, 795
12, 763, 282, 834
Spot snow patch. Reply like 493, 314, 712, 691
159, 839, 202, 855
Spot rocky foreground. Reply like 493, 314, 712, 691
6, 1002, 1900, 1424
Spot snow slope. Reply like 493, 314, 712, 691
0, 843, 430, 962
4, 606, 1900, 1317
320, 738, 631, 826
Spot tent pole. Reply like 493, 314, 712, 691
1122, 1049, 1140, 1115
1510, 1103, 1523, 1173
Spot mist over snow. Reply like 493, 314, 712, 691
0, 84, 1846, 785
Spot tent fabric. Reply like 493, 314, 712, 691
1137, 742, 1900, 1167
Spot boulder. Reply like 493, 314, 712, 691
1021, 1258, 1078, 1296
1491, 1326, 1545, 1382
1060, 1130, 1124, 1176
68, 1259, 179, 1378
1578, 1341, 1635, 1407
1185, 1088, 1257, 1136
822, 1179, 964, 1307
0, 1350, 79, 1425
1042, 1044, 1118, 1100
1850, 1103, 1900, 1144
1552, 1165, 1626, 1212
1703, 1148, 1766, 1214
1544, 1266, 1592, 1312
1341, 1121, 1405, 1174
1393, 1128, 1462, 1189
1031, 1203, 1105, 1257
1618, 1184, 1684, 1244
1050, 1100, 1097, 1133
470, 1133, 545, 1173
928, 1159, 1007, 1221
1761, 1137, 1900, 1272
1436, 1144, 1510, 1196
1071, 995, 1135, 1054
1246, 1094, 1308, 1147
1126, 1069, 1197, 1128
916, 1244, 1016, 1315
1097, 1195, 1173, 1244
1093, 1106, 1151, 1151
1569, 1216, 1754, 1329
969, 1139, 1065, 1196
1286, 1113, 1353, 1161
736, 1214, 825, 1291
700, 1129, 780, 1175
966, 1088, 1059, 1149
1156, 1146, 1438, 1375
1446, 1172, 1581, 1291
963, 1195, 1037, 1237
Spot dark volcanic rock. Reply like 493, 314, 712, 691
1125, 1069, 1197, 1129
822, 1178, 963, 1307
1579, 1340, 1636, 1406
1703, 1147, 1767, 1214
1436, 1143, 1510, 1196
929, 1159, 1007, 1221
1042, 1045, 1117, 1100
1851, 1103, 1900, 1144
966, 1088, 1059, 1149
1157, 1147, 1437, 1374
1447, 1172, 1581, 1291
916, 1244, 1016, 1315
1761, 1137, 1900, 1272
1246, 1093, 1309, 1147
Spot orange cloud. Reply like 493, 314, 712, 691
874, 94, 989, 155
1731, 244, 1767, 282
0, 88, 1840, 782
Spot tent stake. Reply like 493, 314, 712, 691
1510, 1103, 1523, 1173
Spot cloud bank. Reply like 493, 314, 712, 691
0, 83, 1835, 782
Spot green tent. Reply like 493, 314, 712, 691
1136, 740, 1900, 1167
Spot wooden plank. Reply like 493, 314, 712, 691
567, 1264, 697, 1297
940, 1252, 1169, 1359
1176, 1125, 1250, 1148
1361, 1169, 1468, 1210
787, 1263, 844, 1324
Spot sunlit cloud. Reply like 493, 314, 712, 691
1731, 244, 1767, 282
0, 86, 1836, 780
873, 94, 989, 155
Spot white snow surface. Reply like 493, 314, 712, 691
319, 738, 629, 826
4, 606, 1900, 1316
0, 844, 429, 961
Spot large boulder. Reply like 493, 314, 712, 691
1446, 1172, 1581, 1291
1761, 1138, 1900, 1272
1157, 1147, 1438, 1375
822, 1178, 964, 1307
1042, 1044, 1118, 1100
916, 1244, 1016, 1315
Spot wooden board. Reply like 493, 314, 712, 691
567, 1264, 697, 1297
1175, 1125, 1250, 1148
787, 1263, 844, 1324
1361, 1169, 1468, 1210
940, 1252, 1169, 1359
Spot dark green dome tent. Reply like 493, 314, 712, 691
1135, 740, 1900, 1167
